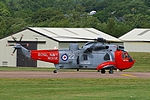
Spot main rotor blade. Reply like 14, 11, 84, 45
54, 36, 95, 40
84, 43, 96, 53
54, 36, 107, 42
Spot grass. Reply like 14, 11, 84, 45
129, 52, 150, 66
127, 52, 150, 72
0, 78, 149, 100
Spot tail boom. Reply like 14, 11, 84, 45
30, 49, 59, 64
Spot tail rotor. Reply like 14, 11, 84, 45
6, 34, 29, 55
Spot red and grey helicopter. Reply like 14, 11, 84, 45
7, 35, 135, 74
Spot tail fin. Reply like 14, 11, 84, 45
14, 44, 31, 58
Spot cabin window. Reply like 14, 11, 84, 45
104, 53, 110, 61
83, 54, 88, 60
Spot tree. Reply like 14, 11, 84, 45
0, 1, 11, 17
106, 18, 116, 37
1, 0, 150, 38
31, 8, 64, 23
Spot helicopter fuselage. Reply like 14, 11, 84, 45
8, 35, 135, 74
30, 42, 135, 73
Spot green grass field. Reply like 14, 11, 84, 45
0, 78, 150, 100
0, 52, 150, 100
127, 52, 150, 72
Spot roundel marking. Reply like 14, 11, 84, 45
61, 54, 68, 61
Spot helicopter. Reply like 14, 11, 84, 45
7, 35, 135, 74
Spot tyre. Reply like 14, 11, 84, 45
53, 70, 57, 73
101, 69, 106, 74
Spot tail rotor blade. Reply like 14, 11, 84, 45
20, 34, 24, 42
22, 43, 29, 47
11, 48, 16, 56
11, 35, 17, 42
8, 34, 25, 55
6, 44, 15, 46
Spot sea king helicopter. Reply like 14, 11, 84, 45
7, 35, 135, 74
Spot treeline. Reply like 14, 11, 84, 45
1, 0, 150, 38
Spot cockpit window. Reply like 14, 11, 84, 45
122, 52, 128, 59
122, 51, 133, 62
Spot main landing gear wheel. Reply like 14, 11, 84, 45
101, 69, 106, 74
109, 68, 114, 74
53, 70, 57, 73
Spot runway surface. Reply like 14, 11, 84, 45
0, 71, 150, 78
